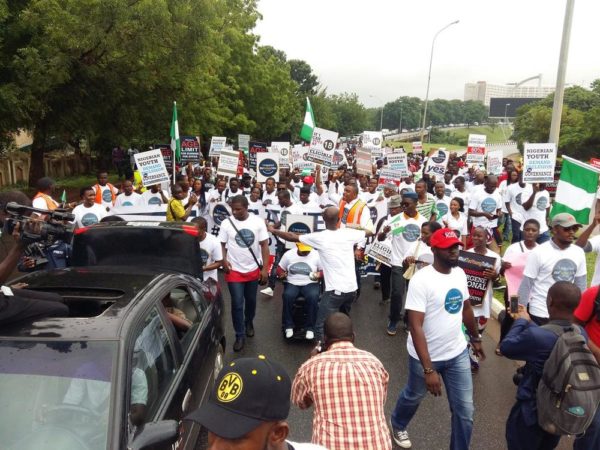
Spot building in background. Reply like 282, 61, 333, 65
464, 79, 555, 106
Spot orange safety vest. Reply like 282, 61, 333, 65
338, 199, 366, 228
94, 183, 116, 204
33, 192, 58, 211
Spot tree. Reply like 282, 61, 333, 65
329, 93, 369, 136
289, 59, 319, 97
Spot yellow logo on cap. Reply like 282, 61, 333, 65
217, 372, 243, 403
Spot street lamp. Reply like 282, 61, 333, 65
504, 103, 511, 125
420, 20, 459, 143
399, 101, 404, 134
370, 94, 384, 131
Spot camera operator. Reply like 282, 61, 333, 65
0, 192, 68, 326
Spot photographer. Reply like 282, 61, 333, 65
0, 192, 68, 326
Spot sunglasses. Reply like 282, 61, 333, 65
559, 225, 580, 232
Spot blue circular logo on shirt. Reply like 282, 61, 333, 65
403, 223, 421, 242
444, 188, 452, 197
437, 202, 449, 217
516, 193, 523, 205
199, 248, 209, 265
445, 288, 464, 314
289, 262, 312, 276
102, 189, 113, 203
536, 196, 548, 211
122, 201, 133, 206
552, 258, 577, 282
81, 213, 99, 226
213, 204, 230, 226
148, 196, 162, 205
481, 197, 497, 214
258, 158, 278, 177
235, 229, 256, 248
288, 222, 311, 234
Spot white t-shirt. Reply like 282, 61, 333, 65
467, 248, 501, 319
141, 190, 168, 205
299, 228, 366, 293
71, 203, 107, 227
218, 214, 269, 273
522, 189, 550, 234
382, 213, 427, 266
451, 190, 470, 211
398, 182, 415, 193
443, 182, 455, 198
504, 183, 532, 224
503, 240, 537, 260
404, 239, 433, 272
443, 212, 469, 237
280, 202, 304, 228
523, 241, 587, 317
262, 190, 278, 206
278, 250, 322, 286
405, 265, 470, 362
434, 195, 451, 222
199, 233, 222, 282
247, 199, 266, 218
586, 235, 600, 287
113, 192, 142, 208
469, 188, 503, 228
32, 195, 59, 211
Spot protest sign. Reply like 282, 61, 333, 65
180, 136, 201, 164
283, 214, 314, 249
362, 131, 383, 150
249, 141, 268, 171
134, 149, 170, 187
217, 148, 241, 178
356, 149, 372, 175
591, 158, 600, 169
238, 134, 250, 153
155, 144, 172, 170
386, 153, 409, 177
306, 127, 339, 167
367, 240, 392, 267
378, 168, 403, 187
292, 145, 315, 171
424, 149, 449, 177
458, 250, 497, 307
523, 143, 557, 183
207, 202, 231, 237
412, 141, 423, 154
271, 141, 290, 169
257, 152, 280, 182
466, 134, 487, 164
318, 164, 329, 182
486, 150, 503, 175
209, 136, 226, 157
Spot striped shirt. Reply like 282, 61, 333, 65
291, 341, 391, 450
416, 193, 438, 220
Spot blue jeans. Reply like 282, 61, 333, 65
227, 280, 259, 339
537, 231, 550, 244
389, 266, 406, 323
391, 348, 474, 450
282, 282, 320, 331
511, 218, 522, 243
315, 290, 355, 340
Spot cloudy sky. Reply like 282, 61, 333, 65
254, 0, 599, 107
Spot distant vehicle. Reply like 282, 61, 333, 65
448, 123, 454, 127
473, 121, 479, 126
381, 128, 390, 134
402, 129, 408, 133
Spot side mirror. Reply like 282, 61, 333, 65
128, 420, 178, 450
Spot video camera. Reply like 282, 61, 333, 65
3, 202, 75, 246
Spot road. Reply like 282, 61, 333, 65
218, 275, 576, 450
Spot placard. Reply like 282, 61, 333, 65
292, 145, 315, 171
238, 134, 250, 153
257, 152, 280, 182
486, 150, 503, 175
180, 136, 201, 164
412, 141, 423, 154
362, 131, 383, 150
356, 149, 372, 175
386, 153, 409, 177
378, 168, 403, 186
284, 214, 314, 249
458, 250, 497, 307
209, 136, 226, 157
272, 141, 290, 169
249, 141, 268, 171
466, 134, 486, 164
523, 143, 557, 183
156, 144, 172, 170
424, 149, 449, 177
134, 149, 171, 187
591, 158, 600, 169
306, 127, 339, 167
217, 148, 241, 177
367, 240, 392, 267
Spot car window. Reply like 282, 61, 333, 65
162, 286, 203, 352
130, 307, 177, 425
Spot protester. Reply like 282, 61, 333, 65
503, 169, 530, 243
415, 179, 437, 221
72, 186, 107, 227
32, 177, 59, 211
140, 184, 169, 205
451, 176, 470, 210
575, 211, 600, 286
166, 184, 197, 222
522, 183, 551, 244
433, 181, 451, 223
402, 221, 441, 276
262, 177, 278, 206
92, 170, 118, 209
442, 197, 469, 247
219, 195, 270, 351
291, 313, 391, 450
192, 217, 222, 283
209, 178, 228, 203
247, 187, 265, 217
113, 180, 142, 208
469, 174, 503, 252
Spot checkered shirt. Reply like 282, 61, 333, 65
291, 341, 392, 450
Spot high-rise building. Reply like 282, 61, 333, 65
464, 81, 555, 106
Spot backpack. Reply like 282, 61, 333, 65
536, 323, 600, 436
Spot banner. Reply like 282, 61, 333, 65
257, 152, 280, 182
466, 134, 487, 164
486, 150, 503, 175
367, 240, 392, 267
292, 145, 315, 171
378, 168, 403, 186
271, 141, 290, 169
306, 127, 339, 167
412, 141, 423, 154
523, 143, 557, 183
248, 141, 268, 172
424, 149, 449, 177
386, 153, 409, 177
209, 136, 226, 157
156, 144, 172, 170
180, 136, 201, 164
591, 158, 600, 169
356, 149, 372, 175
238, 134, 250, 153
134, 149, 171, 187
458, 250, 497, 307
284, 214, 314, 249
217, 148, 241, 178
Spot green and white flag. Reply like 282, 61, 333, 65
170, 101, 181, 163
299, 97, 315, 142
551, 155, 600, 224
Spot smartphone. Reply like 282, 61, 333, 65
509, 295, 519, 314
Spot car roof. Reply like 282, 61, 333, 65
1, 267, 168, 340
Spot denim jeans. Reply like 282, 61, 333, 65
389, 265, 406, 323
227, 280, 259, 339
510, 218, 522, 243
379, 263, 392, 302
391, 348, 474, 450
268, 242, 287, 288
282, 282, 320, 331
501, 213, 512, 241
315, 290, 355, 339
537, 231, 550, 244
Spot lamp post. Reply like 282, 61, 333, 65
504, 103, 511, 125
399, 101, 404, 134
370, 94, 384, 131
420, 20, 459, 143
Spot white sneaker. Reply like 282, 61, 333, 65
391, 427, 412, 448
305, 330, 314, 340
285, 328, 294, 339
260, 287, 274, 296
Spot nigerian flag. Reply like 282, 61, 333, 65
299, 97, 315, 142
170, 101, 181, 163
551, 155, 600, 224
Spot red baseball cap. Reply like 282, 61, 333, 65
429, 228, 463, 249
303, 176, 314, 184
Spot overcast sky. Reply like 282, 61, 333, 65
254, 0, 599, 107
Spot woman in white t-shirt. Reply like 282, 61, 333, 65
71, 186, 107, 228
443, 197, 469, 247
247, 187, 266, 218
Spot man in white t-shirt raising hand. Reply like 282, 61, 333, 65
390, 228, 483, 450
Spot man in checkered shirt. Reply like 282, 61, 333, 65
291, 313, 392, 450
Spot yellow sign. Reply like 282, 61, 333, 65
217, 372, 243, 402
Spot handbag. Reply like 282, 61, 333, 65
228, 217, 263, 270
403, 240, 421, 280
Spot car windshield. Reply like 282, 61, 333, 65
0, 340, 117, 450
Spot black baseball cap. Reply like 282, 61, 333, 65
186, 355, 291, 439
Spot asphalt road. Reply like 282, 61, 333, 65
219, 275, 575, 450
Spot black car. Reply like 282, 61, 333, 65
0, 222, 224, 450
